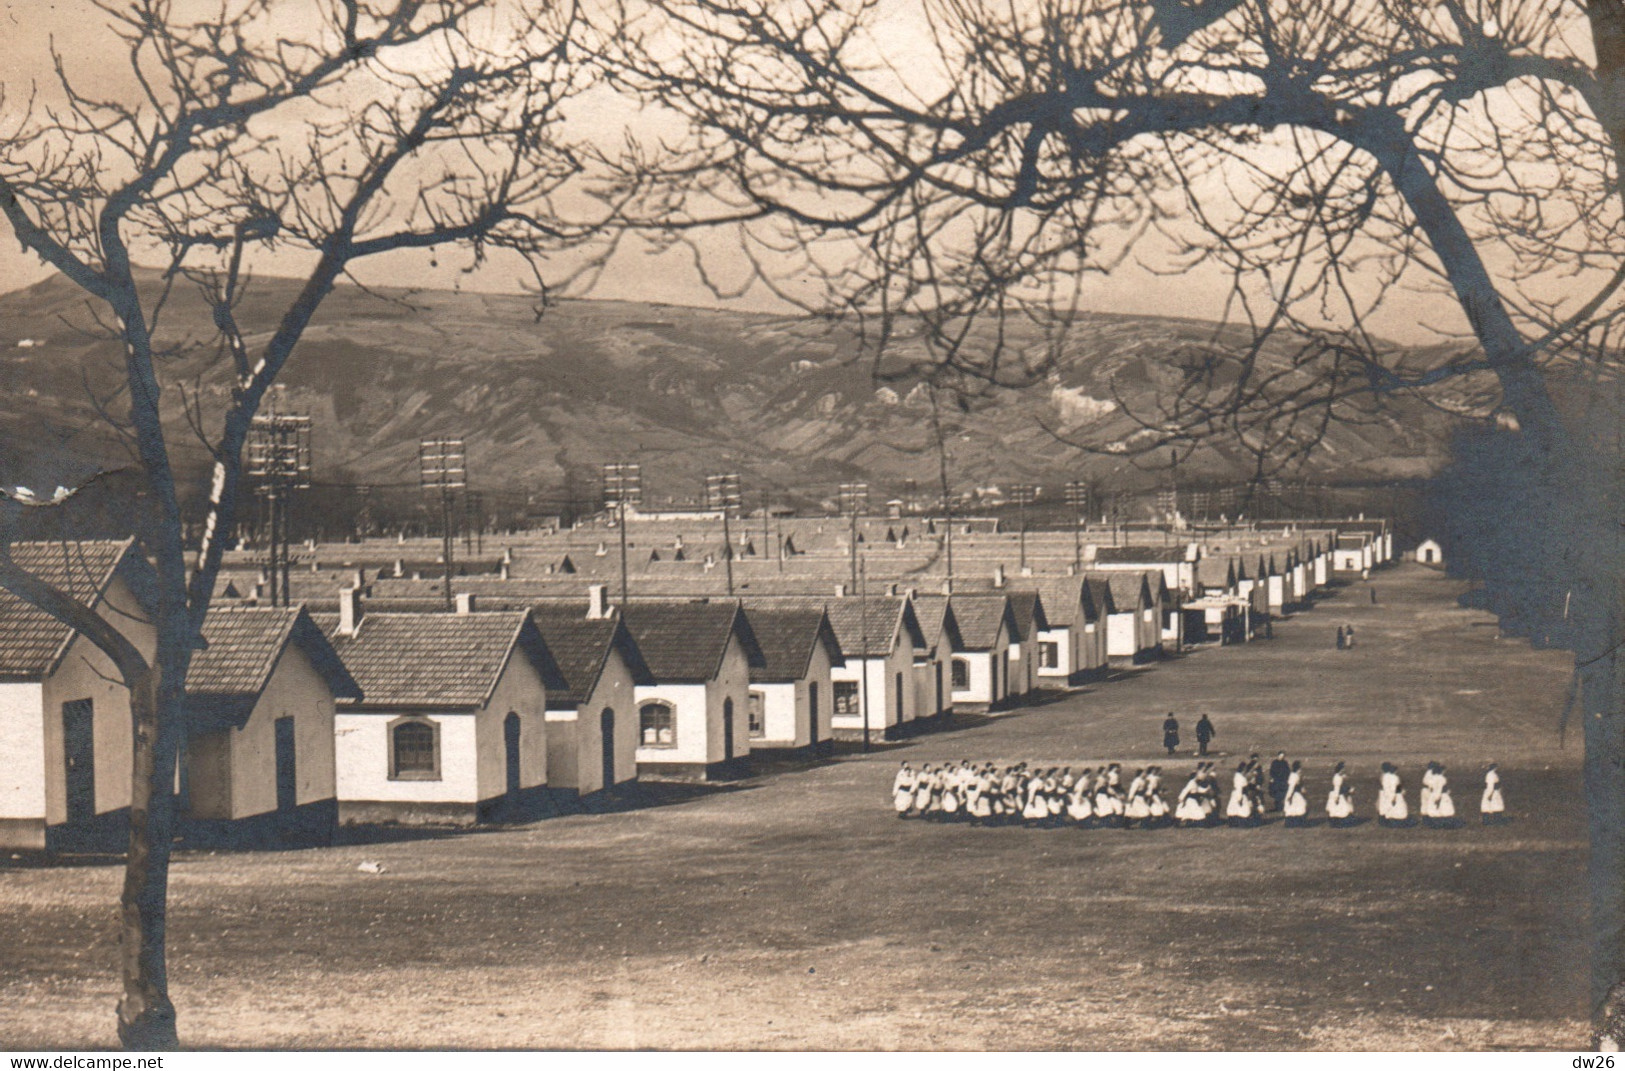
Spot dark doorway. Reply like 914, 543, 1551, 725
894, 672, 904, 726
599, 707, 616, 791
504, 712, 522, 799
274, 716, 297, 813
62, 699, 95, 825
722, 698, 735, 761
808, 683, 819, 749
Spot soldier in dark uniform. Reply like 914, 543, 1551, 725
1195, 713, 1216, 756
1162, 713, 1180, 756
1268, 751, 1291, 812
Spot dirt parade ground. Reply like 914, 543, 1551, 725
0, 564, 1589, 1050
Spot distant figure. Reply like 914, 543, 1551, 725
1268, 751, 1291, 812
1195, 714, 1216, 756
1345, 624, 1357, 648
1326, 761, 1355, 825
892, 763, 916, 817
1283, 760, 1308, 826
1370, 587, 1378, 605
1264, 618, 1274, 639
1162, 713, 1181, 756
1377, 762, 1409, 826
1226, 762, 1256, 825
1336, 625, 1346, 650
1481, 763, 1506, 823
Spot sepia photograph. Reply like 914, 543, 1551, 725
0, 0, 1619, 1053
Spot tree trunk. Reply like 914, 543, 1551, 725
116, 652, 185, 1049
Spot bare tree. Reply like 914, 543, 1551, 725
604, 0, 1625, 1030
0, 0, 614, 1047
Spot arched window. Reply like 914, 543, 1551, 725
640, 701, 677, 747
950, 657, 970, 690
389, 718, 440, 780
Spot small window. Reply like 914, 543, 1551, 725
389, 718, 440, 781
748, 691, 766, 737
640, 701, 677, 747
833, 680, 860, 715
950, 657, 970, 690
1039, 641, 1060, 669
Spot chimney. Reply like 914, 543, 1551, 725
587, 584, 610, 620
338, 586, 363, 637
1065, 563, 1076, 576
352, 568, 366, 589
834, 583, 847, 598
455, 592, 477, 614
393, 559, 405, 578
992, 564, 1005, 588
502, 546, 513, 565
499, 560, 510, 581
885, 583, 898, 596
1020, 566, 1033, 577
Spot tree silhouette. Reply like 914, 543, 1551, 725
0, 0, 615, 1047
606, 0, 1625, 1029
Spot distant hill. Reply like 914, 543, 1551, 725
0, 269, 1483, 514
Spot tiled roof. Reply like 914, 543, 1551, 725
1091, 572, 1149, 611
909, 594, 961, 649
188, 608, 360, 728
1082, 577, 1115, 619
1004, 591, 1047, 641
745, 607, 842, 682
1093, 544, 1189, 564
823, 596, 919, 657
949, 594, 1013, 650
0, 540, 136, 680
321, 611, 537, 708
529, 611, 651, 708
620, 601, 759, 683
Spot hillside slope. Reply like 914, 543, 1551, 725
0, 271, 1479, 508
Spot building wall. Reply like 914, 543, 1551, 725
474, 650, 549, 802
214, 643, 339, 819
1080, 621, 1106, 670
1035, 625, 1074, 683
705, 635, 753, 763
334, 710, 480, 804
1106, 611, 1137, 659
38, 574, 153, 826
634, 682, 709, 767
0, 683, 46, 828
548, 646, 639, 795
951, 650, 997, 706
752, 681, 799, 747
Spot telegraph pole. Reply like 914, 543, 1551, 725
1065, 480, 1089, 574
248, 401, 311, 607
419, 438, 467, 612
1010, 483, 1036, 571
602, 462, 642, 608
858, 553, 871, 752
706, 472, 742, 597
839, 482, 869, 593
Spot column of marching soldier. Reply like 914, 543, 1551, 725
889, 754, 1507, 828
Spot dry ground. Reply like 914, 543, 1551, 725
0, 564, 1589, 1050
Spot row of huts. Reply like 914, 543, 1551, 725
0, 520, 1392, 850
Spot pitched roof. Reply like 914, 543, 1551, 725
620, 601, 763, 683
188, 607, 361, 729
1091, 571, 1150, 611
949, 594, 1015, 650
1004, 590, 1048, 640
1082, 577, 1116, 620
1009, 578, 1083, 627
0, 540, 145, 681
744, 606, 844, 683
320, 611, 545, 709
741, 594, 923, 658
529, 610, 652, 708
908, 594, 962, 651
